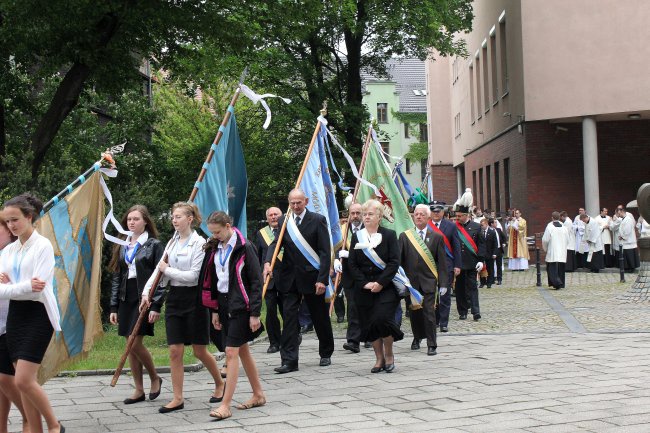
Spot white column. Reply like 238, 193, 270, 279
582, 117, 600, 216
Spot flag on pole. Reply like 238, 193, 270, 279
297, 122, 342, 301
195, 112, 248, 236
36, 171, 106, 383
393, 161, 415, 206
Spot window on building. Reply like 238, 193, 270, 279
475, 56, 482, 118
494, 161, 501, 212
478, 167, 484, 209
406, 158, 412, 174
469, 64, 475, 123
454, 113, 461, 139
404, 122, 410, 138
377, 103, 388, 123
380, 141, 390, 155
499, 12, 508, 96
486, 165, 492, 211
490, 30, 498, 104
504, 158, 511, 210
482, 42, 489, 113
421, 158, 427, 180
419, 124, 428, 142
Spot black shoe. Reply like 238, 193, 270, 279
440, 326, 448, 333
479, 284, 485, 288
209, 381, 226, 403
300, 324, 314, 334
459, 314, 467, 320
370, 363, 385, 373
267, 344, 280, 354
149, 377, 163, 401
274, 364, 298, 374
298, 334, 303, 345
487, 285, 492, 288
59, 422, 65, 433
364, 342, 372, 348
410, 338, 421, 350
337, 316, 345, 323
473, 314, 481, 321
496, 280, 502, 285
123, 393, 145, 405
427, 347, 437, 356
159, 402, 184, 413
343, 342, 360, 353
384, 362, 395, 373
319, 357, 331, 367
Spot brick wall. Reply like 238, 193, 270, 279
430, 164, 457, 204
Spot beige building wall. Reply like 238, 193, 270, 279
425, 56, 452, 165
522, 0, 650, 122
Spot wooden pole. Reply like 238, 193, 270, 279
329, 125, 373, 314
262, 118, 323, 298
110, 85, 244, 387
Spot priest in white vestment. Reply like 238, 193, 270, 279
594, 208, 614, 267
542, 212, 570, 289
560, 211, 576, 272
614, 206, 640, 271
573, 208, 588, 268
580, 214, 604, 273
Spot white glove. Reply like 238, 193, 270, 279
334, 259, 343, 273
338, 249, 349, 259
475, 262, 484, 272
439, 287, 447, 296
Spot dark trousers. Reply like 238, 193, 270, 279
298, 300, 312, 327
604, 244, 615, 268
344, 288, 361, 344
302, 292, 334, 359
455, 269, 480, 316
278, 290, 301, 367
480, 258, 496, 286
576, 251, 588, 268
546, 262, 566, 289
334, 290, 345, 320
265, 288, 283, 347
436, 287, 452, 328
495, 255, 503, 282
409, 290, 438, 349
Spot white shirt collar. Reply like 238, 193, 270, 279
219, 231, 238, 250
127, 231, 149, 247
295, 209, 307, 221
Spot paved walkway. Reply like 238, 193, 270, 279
8, 269, 650, 432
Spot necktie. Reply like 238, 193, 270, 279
436, 222, 439, 228
295, 216, 301, 225
420, 230, 425, 240
483, 230, 487, 238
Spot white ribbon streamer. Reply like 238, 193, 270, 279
370, 127, 402, 161
240, 84, 291, 129
317, 116, 381, 197
99, 168, 133, 246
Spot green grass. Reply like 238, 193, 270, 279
65, 304, 269, 371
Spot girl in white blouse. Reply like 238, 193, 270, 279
140, 202, 224, 413
0, 194, 64, 433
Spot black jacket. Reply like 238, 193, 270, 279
347, 226, 400, 306
110, 237, 165, 313
265, 210, 331, 294
255, 225, 281, 291
457, 220, 481, 270
199, 230, 263, 317
477, 227, 499, 260
338, 222, 363, 291
494, 227, 508, 257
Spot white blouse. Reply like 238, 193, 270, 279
0, 230, 61, 332
124, 231, 149, 279
216, 232, 238, 294
143, 230, 206, 295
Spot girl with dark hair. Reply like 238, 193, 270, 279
0, 194, 64, 432
108, 205, 164, 405
200, 211, 265, 421
0, 214, 29, 433
140, 202, 224, 413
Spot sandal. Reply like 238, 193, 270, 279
209, 406, 232, 421
236, 396, 266, 410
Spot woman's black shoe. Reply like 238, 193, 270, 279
59, 421, 66, 433
385, 362, 395, 373
159, 402, 184, 413
123, 394, 146, 404
209, 381, 226, 403
149, 377, 163, 401
370, 363, 385, 373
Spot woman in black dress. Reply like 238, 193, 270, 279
0, 194, 64, 432
348, 199, 403, 373
109, 205, 163, 404
200, 212, 265, 421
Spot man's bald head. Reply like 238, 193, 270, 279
266, 207, 282, 228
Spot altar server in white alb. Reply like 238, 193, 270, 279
573, 208, 588, 268
579, 213, 604, 273
594, 208, 615, 267
560, 211, 576, 272
542, 212, 570, 289
613, 205, 640, 271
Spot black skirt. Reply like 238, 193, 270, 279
565, 250, 576, 272
622, 248, 641, 270
6, 300, 53, 364
165, 285, 210, 346
217, 293, 264, 348
356, 292, 404, 343
0, 334, 15, 375
118, 279, 154, 337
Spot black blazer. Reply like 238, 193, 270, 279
399, 228, 449, 293
110, 237, 165, 313
338, 222, 364, 291
477, 227, 499, 260
266, 210, 331, 294
458, 220, 481, 270
347, 226, 400, 306
434, 218, 463, 271
255, 226, 281, 291
494, 227, 508, 256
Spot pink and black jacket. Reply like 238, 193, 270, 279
198, 228, 263, 317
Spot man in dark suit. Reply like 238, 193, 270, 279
400, 204, 449, 356
428, 201, 462, 332
490, 218, 507, 285
334, 202, 363, 353
478, 218, 499, 288
264, 189, 334, 373
255, 207, 283, 354
454, 203, 483, 321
